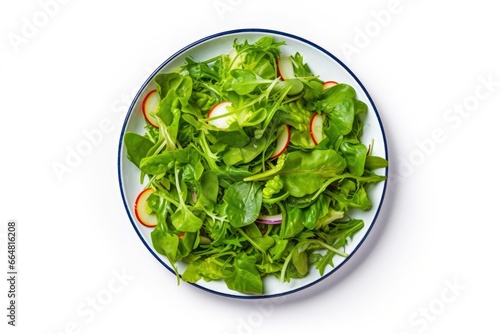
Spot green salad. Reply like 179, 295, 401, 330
124, 36, 387, 295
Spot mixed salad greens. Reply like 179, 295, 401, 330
124, 36, 387, 295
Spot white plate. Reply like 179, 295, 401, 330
118, 28, 388, 299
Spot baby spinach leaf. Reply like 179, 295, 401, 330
224, 253, 263, 295
222, 135, 268, 166
223, 181, 263, 227
210, 126, 250, 147
196, 258, 227, 280
281, 205, 305, 239
139, 146, 199, 175
199, 171, 219, 203
230, 69, 274, 95
182, 257, 226, 283
365, 155, 389, 170
177, 232, 198, 258
171, 204, 203, 233
292, 248, 309, 276
155, 73, 183, 99
340, 141, 368, 176
279, 150, 346, 197
124, 132, 154, 168
181, 262, 201, 283
302, 194, 330, 230
151, 221, 181, 282
315, 84, 356, 135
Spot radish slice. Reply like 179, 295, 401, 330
322, 81, 338, 91
256, 214, 283, 225
310, 112, 324, 145
141, 90, 160, 128
207, 101, 234, 129
270, 125, 290, 159
134, 188, 157, 227
277, 56, 295, 80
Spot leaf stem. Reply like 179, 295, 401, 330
280, 251, 294, 282
314, 240, 348, 257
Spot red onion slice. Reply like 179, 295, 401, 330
256, 214, 283, 225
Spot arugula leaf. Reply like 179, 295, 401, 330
232, 36, 285, 79
182, 57, 221, 82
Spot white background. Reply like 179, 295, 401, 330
1, 0, 499, 333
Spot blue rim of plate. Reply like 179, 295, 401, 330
118, 28, 389, 299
